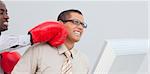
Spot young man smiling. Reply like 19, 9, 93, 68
12, 9, 89, 74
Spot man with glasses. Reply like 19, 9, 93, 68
12, 9, 89, 74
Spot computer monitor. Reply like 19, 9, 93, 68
93, 39, 148, 74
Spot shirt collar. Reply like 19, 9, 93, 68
58, 44, 68, 55
57, 44, 78, 58
70, 48, 78, 58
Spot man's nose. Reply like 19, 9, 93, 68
4, 14, 9, 20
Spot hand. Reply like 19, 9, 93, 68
28, 21, 68, 47
0, 51, 21, 73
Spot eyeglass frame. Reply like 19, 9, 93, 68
60, 19, 87, 28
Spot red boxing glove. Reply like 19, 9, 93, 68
48, 25, 68, 47
28, 21, 68, 47
0, 51, 21, 74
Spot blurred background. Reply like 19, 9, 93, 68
3, 0, 148, 73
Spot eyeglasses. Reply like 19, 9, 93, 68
61, 19, 87, 28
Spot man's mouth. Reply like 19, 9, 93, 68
1, 22, 8, 31
73, 31, 81, 37
3, 22, 8, 25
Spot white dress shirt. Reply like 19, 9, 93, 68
12, 43, 90, 74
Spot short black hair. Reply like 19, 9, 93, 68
57, 9, 83, 21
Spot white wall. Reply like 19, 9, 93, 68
2, 0, 148, 73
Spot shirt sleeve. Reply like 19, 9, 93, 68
0, 34, 31, 52
12, 44, 40, 74
84, 55, 90, 74
80, 52, 91, 74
